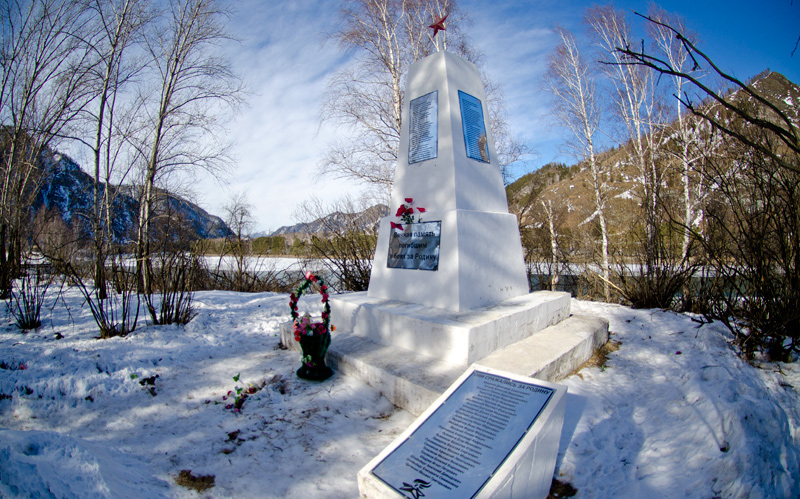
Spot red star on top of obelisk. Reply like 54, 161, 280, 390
428, 14, 447, 38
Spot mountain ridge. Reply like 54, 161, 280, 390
269, 204, 388, 237
33, 147, 231, 242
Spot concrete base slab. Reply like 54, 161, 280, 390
280, 311, 609, 416
330, 291, 571, 365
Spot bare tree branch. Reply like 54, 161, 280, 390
135, 0, 244, 297
612, 11, 800, 174
319, 0, 524, 193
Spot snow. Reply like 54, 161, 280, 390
560, 300, 800, 498
614, 188, 635, 200
1, 288, 799, 498
199, 256, 307, 274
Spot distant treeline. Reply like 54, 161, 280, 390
197, 235, 308, 257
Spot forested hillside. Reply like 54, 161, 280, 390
508, 70, 799, 266
508, 66, 800, 360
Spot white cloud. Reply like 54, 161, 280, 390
192, 0, 800, 232
46, 0, 799, 236
191, 0, 580, 231
192, 0, 360, 232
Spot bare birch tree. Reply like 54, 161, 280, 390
612, 12, 800, 356
0, 0, 95, 297
221, 191, 255, 292
78, 0, 151, 299
587, 4, 694, 308
540, 198, 561, 291
320, 0, 523, 195
588, 5, 689, 305
545, 26, 611, 300
587, 5, 666, 236
647, 5, 705, 263
135, 0, 242, 297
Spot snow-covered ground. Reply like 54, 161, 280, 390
1, 287, 798, 498
198, 256, 308, 274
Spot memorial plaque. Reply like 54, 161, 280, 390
408, 91, 438, 164
387, 221, 441, 271
371, 370, 555, 498
458, 90, 490, 163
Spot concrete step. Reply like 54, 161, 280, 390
476, 314, 609, 381
280, 314, 608, 416
330, 291, 572, 365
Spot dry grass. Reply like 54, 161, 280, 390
174, 470, 215, 493
548, 478, 578, 498
573, 337, 622, 378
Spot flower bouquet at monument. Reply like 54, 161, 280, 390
289, 272, 334, 381
390, 197, 426, 232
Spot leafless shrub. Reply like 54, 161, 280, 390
295, 195, 381, 292
614, 11, 800, 360
144, 250, 202, 326
9, 259, 54, 331
31, 205, 139, 339
613, 221, 696, 310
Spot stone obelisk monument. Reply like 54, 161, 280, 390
330, 45, 573, 370
280, 19, 607, 426
366, 49, 529, 311
275, 18, 614, 428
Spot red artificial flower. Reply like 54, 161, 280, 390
395, 205, 407, 217
390, 221, 404, 231
417, 207, 426, 213
404, 197, 413, 203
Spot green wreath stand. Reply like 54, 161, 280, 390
289, 272, 334, 381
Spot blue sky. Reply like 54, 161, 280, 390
198, 0, 799, 232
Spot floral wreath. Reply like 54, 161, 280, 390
289, 272, 333, 342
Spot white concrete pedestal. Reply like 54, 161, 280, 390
280, 291, 609, 416
332, 291, 570, 365
368, 210, 529, 312
276, 49, 611, 419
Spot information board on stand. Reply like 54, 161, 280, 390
371, 369, 556, 498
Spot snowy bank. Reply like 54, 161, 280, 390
0, 289, 798, 497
